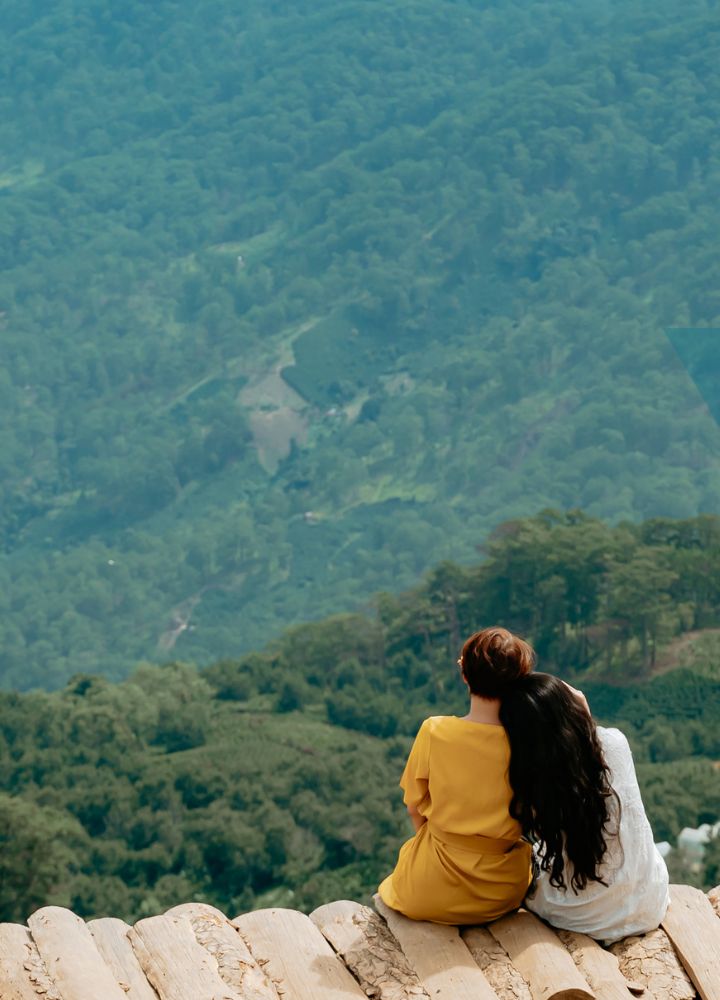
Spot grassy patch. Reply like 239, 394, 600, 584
0, 160, 44, 190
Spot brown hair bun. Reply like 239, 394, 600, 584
459, 626, 536, 698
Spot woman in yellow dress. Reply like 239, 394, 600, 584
378, 626, 535, 924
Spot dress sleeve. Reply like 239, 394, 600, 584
400, 719, 431, 813
598, 727, 636, 787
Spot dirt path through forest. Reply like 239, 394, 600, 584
650, 627, 720, 676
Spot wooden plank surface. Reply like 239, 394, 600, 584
557, 930, 640, 1000
610, 927, 694, 1000
662, 884, 720, 1000
0, 924, 55, 1000
130, 912, 243, 1000
89, 916, 159, 1000
235, 906, 368, 1000
28, 905, 129, 1000
374, 895, 499, 1000
489, 909, 594, 1000
167, 902, 279, 1000
311, 899, 429, 1000
462, 925, 533, 1000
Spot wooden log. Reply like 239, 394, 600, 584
234, 906, 368, 1000
130, 912, 243, 1000
556, 930, 641, 1000
661, 883, 720, 1000
311, 899, 429, 1000
88, 917, 159, 1000
488, 909, 594, 1000
708, 886, 720, 920
28, 905, 129, 1000
166, 902, 278, 1000
610, 928, 694, 1000
461, 925, 532, 1000
373, 894, 499, 1000
0, 923, 57, 1000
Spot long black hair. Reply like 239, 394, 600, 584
499, 672, 618, 893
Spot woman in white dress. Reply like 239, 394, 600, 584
499, 673, 669, 944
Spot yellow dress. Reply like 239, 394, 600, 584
378, 715, 532, 924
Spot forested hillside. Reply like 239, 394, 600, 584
3, 514, 720, 922
2, 0, 720, 688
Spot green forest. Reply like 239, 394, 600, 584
1, 0, 720, 689
2, 511, 720, 923
2, 0, 720, 930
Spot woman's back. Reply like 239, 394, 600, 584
527, 726, 669, 942
411, 716, 522, 840
499, 674, 669, 944
378, 626, 537, 925
378, 714, 531, 923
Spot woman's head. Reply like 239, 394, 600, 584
499, 673, 617, 893
459, 627, 536, 699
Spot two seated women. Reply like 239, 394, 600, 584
377, 626, 669, 944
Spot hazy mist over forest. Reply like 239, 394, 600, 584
1, 0, 719, 692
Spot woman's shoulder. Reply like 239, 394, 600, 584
596, 726, 635, 773
420, 714, 453, 731
421, 715, 507, 737
416, 715, 465, 737
596, 725, 631, 752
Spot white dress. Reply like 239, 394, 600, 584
526, 726, 670, 944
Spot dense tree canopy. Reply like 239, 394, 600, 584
1, 0, 720, 688
2, 515, 720, 922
